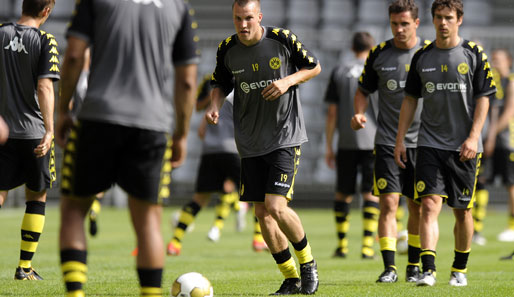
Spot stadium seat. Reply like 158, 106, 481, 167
357, 0, 389, 25
318, 24, 351, 51
0, 0, 13, 20
463, 1, 492, 26
261, 0, 286, 28
286, 0, 319, 28
321, 0, 355, 26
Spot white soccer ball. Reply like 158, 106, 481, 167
171, 272, 213, 297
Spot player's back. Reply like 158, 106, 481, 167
68, 0, 199, 133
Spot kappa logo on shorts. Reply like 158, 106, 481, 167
416, 181, 426, 193
377, 178, 387, 190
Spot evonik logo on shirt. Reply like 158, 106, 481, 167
123, 0, 163, 7
4, 36, 28, 54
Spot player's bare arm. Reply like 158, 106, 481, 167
35, 78, 55, 158
205, 87, 226, 125
394, 95, 418, 168
0, 116, 8, 144
56, 36, 88, 148
172, 63, 197, 168
460, 96, 489, 161
261, 64, 321, 101
351, 88, 369, 130
325, 103, 337, 169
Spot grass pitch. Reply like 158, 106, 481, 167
0, 205, 513, 296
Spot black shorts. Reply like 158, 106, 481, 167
336, 149, 374, 195
491, 148, 514, 185
0, 138, 56, 192
415, 147, 480, 209
195, 153, 240, 193
240, 146, 300, 202
373, 144, 416, 199
60, 120, 172, 204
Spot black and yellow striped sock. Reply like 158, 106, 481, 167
407, 234, 421, 266
171, 201, 201, 248
334, 201, 350, 254
272, 249, 299, 279
509, 214, 514, 230
451, 249, 470, 273
61, 249, 87, 297
379, 237, 396, 269
362, 201, 379, 257
420, 249, 437, 273
292, 235, 314, 265
19, 201, 45, 269
214, 193, 236, 230
253, 216, 263, 240
138, 268, 162, 297
472, 189, 489, 233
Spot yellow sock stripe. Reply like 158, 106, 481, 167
420, 250, 436, 257
178, 211, 195, 226
62, 261, 88, 273
364, 206, 380, 216
253, 233, 264, 241
20, 241, 39, 253
338, 238, 348, 252
455, 248, 471, 253
407, 234, 421, 248
362, 246, 374, 257
19, 260, 31, 268
509, 216, 514, 230
379, 237, 396, 251
363, 218, 378, 233
67, 290, 85, 297
362, 236, 374, 248
407, 262, 420, 267
173, 229, 185, 241
214, 219, 224, 229
63, 271, 87, 283
336, 221, 350, 233
21, 213, 45, 233
90, 199, 101, 213
474, 220, 484, 232
221, 192, 238, 204
254, 220, 262, 234
277, 257, 299, 279
451, 267, 468, 273
141, 287, 162, 296
215, 202, 231, 219
294, 242, 314, 264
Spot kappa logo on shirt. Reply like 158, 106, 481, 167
4, 36, 28, 54
123, 0, 162, 7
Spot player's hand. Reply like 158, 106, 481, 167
351, 114, 367, 130
34, 131, 53, 158
55, 112, 74, 149
325, 148, 336, 169
262, 79, 289, 101
460, 137, 478, 162
0, 116, 8, 145
394, 142, 407, 169
205, 104, 219, 125
171, 134, 187, 169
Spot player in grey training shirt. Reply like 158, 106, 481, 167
351, 0, 424, 284
56, 0, 199, 296
395, 0, 496, 287
206, 1, 320, 294
324, 32, 380, 260
0, 0, 59, 281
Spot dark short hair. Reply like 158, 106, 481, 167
232, 0, 260, 9
431, 0, 464, 20
493, 48, 513, 69
352, 32, 375, 53
389, 0, 419, 20
22, 0, 55, 18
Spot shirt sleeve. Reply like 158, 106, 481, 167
473, 48, 496, 99
404, 50, 423, 99
66, 0, 94, 43
358, 48, 379, 95
211, 38, 235, 96
324, 68, 339, 104
286, 30, 319, 70
38, 32, 60, 81
172, 3, 200, 66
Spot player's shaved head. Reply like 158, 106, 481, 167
389, 0, 419, 20
22, 0, 55, 18
431, 0, 463, 20
232, 0, 260, 10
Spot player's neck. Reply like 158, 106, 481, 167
393, 36, 418, 50
436, 35, 461, 49
17, 15, 43, 28
355, 51, 368, 60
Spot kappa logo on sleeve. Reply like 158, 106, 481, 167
4, 36, 28, 54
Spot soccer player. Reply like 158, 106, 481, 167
0, 0, 59, 280
483, 49, 514, 243
351, 0, 425, 283
205, 0, 320, 294
395, 0, 496, 287
324, 32, 380, 259
167, 75, 267, 255
56, 0, 199, 296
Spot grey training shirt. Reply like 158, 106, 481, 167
405, 39, 497, 152
67, 0, 200, 133
211, 26, 319, 158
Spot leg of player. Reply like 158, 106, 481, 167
333, 192, 352, 258
88, 192, 104, 237
264, 194, 318, 295
417, 195, 442, 287
15, 188, 47, 280
128, 196, 164, 296
472, 183, 489, 245
449, 208, 472, 287
498, 184, 514, 242
361, 192, 379, 260
60, 195, 93, 296
166, 193, 210, 256
405, 198, 421, 282
396, 197, 408, 255
0, 190, 6, 206
377, 193, 399, 283
255, 203, 301, 295
209, 180, 238, 242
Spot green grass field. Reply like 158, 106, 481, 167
1, 206, 513, 296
